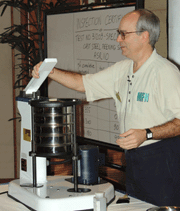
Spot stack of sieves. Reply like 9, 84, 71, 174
29, 98, 81, 158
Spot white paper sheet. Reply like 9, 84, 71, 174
24, 58, 57, 94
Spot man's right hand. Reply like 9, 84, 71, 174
32, 61, 54, 78
31, 62, 43, 78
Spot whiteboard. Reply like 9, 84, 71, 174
45, 5, 135, 146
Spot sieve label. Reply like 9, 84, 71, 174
23, 128, 31, 142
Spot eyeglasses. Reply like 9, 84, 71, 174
117, 29, 144, 40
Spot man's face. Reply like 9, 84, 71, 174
117, 12, 143, 60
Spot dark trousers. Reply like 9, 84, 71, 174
125, 136, 180, 206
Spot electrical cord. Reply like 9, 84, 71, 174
0, 191, 8, 195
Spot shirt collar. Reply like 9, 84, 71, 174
129, 49, 158, 77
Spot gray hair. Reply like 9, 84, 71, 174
135, 9, 160, 48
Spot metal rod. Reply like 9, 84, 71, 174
73, 104, 78, 192
32, 155, 37, 187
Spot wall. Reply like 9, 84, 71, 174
0, 6, 14, 178
145, 0, 167, 57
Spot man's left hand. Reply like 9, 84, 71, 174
116, 129, 146, 150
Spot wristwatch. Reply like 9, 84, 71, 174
145, 128, 153, 140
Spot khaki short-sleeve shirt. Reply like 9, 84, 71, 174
83, 50, 180, 147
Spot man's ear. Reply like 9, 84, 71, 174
141, 31, 150, 43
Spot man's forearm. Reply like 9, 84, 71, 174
49, 67, 85, 92
150, 118, 180, 140
117, 118, 180, 150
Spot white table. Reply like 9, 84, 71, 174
107, 191, 153, 211
0, 183, 154, 211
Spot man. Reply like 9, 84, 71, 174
32, 9, 180, 206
